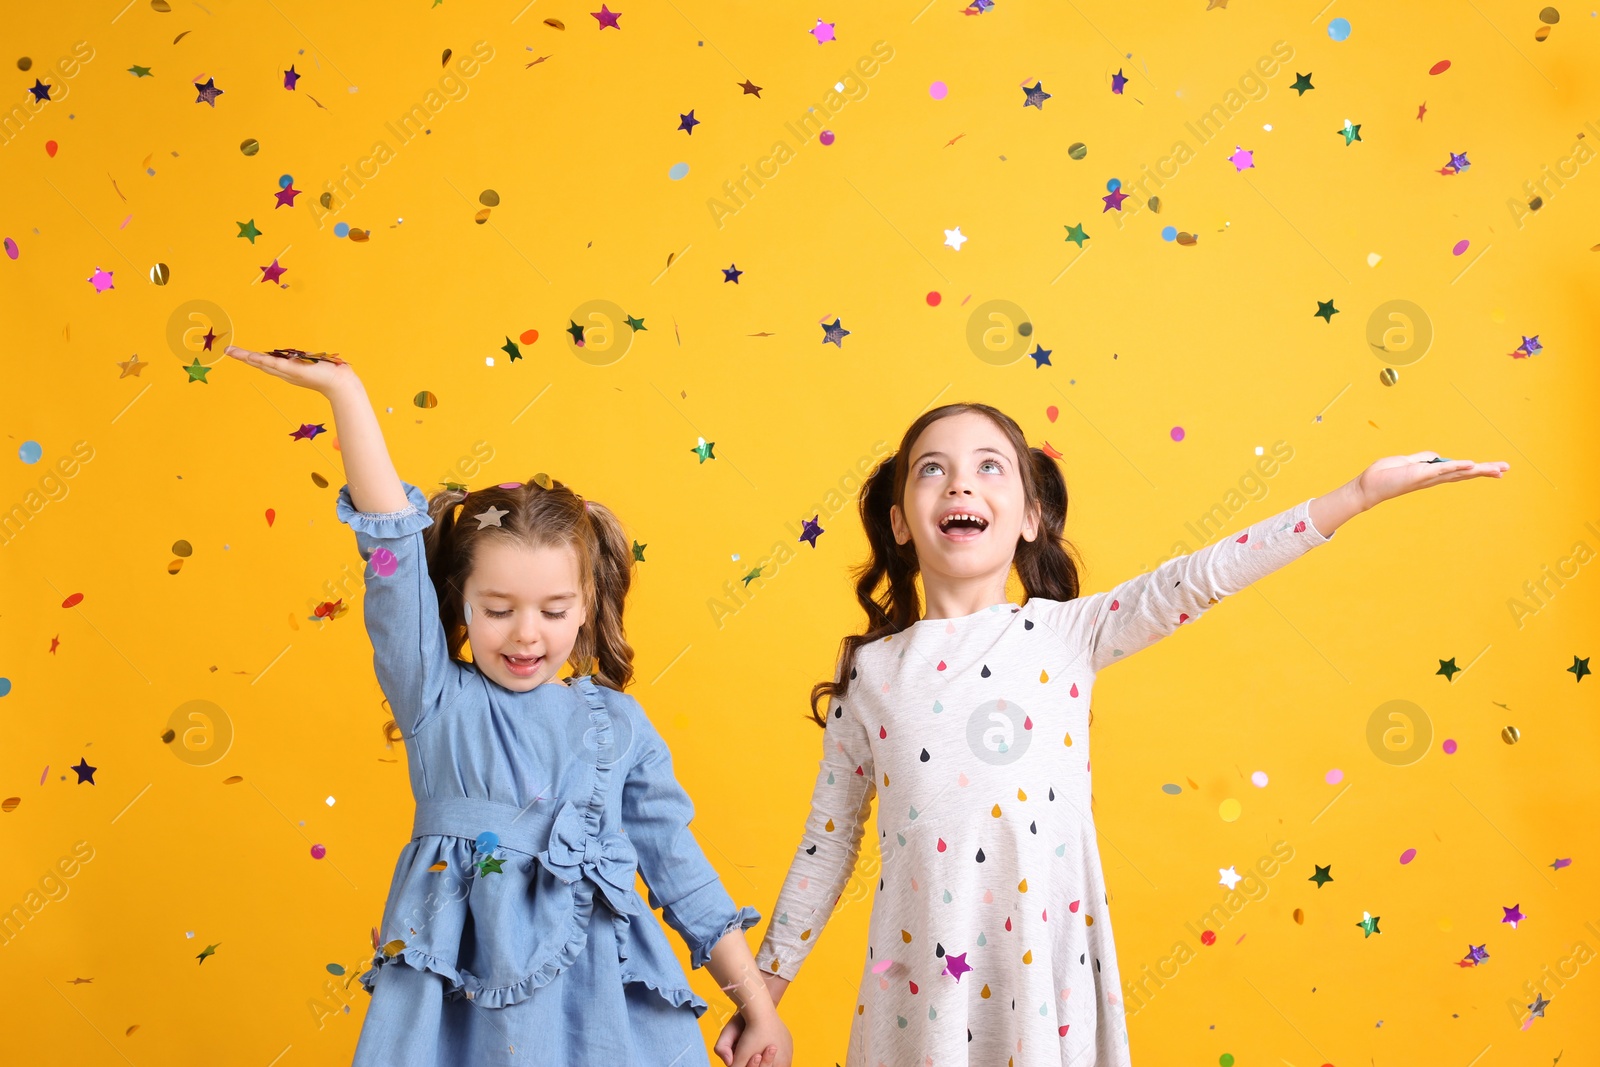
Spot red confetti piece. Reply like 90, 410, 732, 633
265, 508, 276, 527
1429, 59, 1451, 75
1046, 405, 1058, 422
45, 140, 58, 157
519, 329, 539, 344
1040, 440, 1064, 459
61, 593, 83, 608
926, 291, 941, 306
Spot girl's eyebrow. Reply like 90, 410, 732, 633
478, 590, 579, 601
910, 446, 1010, 467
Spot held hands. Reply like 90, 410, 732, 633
224, 344, 358, 397
1356, 451, 1509, 510
715, 973, 793, 1067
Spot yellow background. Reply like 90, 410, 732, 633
3, 0, 1598, 1063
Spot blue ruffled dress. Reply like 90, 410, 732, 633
339, 481, 760, 1067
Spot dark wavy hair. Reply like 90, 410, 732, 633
809, 403, 1083, 726
421, 476, 636, 691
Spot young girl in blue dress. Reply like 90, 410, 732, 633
226, 344, 792, 1067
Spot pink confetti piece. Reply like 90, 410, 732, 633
120, 215, 133, 230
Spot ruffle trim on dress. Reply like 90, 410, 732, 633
689, 904, 764, 970
336, 481, 434, 539
613, 913, 710, 1017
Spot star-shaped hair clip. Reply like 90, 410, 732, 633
266, 348, 348, 366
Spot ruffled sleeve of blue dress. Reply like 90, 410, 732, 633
339, 480, 760, 1015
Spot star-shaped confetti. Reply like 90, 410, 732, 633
1309, 864, 1333, 887
1110, 69, 1127, 94
1229, 145, 1254, 171
500, 337, 522, 362
942, 951, 972, 981
1356, 912, 1381, 937
1064, 222, 1089, 247
691, 438, 716, 463
739, 79, 762, 97
87, 267, 114, 292
236, 219, 261, 243
71, 758, 97, 784
1416, 101, 1428, 121
259, 259, 288, 284
1022, 81, 1051, 109
283, 65, 300, 90
475, 505, 510, 529
965, 0, 994, 12
49, 635, 60, 654
625, 314, 646, 331
185, 358, 211, 383
566, 319, 586, 344
1101, 188, 1128, 212
117, 355, 146, 378
1218, 866, 1242, 890
799, 516, 824, 547
679, 110, 700, 135
477, 854, 506, 876
274, 184, 301, 208
631, 541, 647, 562
202, 327, 220, 351
943, 226, 967, 251
723, 263, 743, 283
740, 566, 764, 587
1527, 993, 1550, 1019
1570, 656, 1591, 682
1291, 72, 1314, 94
1437, 657, 1460, 681
1464, 943, 1489, 965
1551, 857, 1572, 871
194, 77, 224, 107
1029, 344, 1052, 368
290, 423, 326, 441
196, 942, 221, 963
1448, 151, 1470, 172
821, 318, 850, 346
1340, 121, 1362, 145
128, 65, 153, 78
810, 19, 836, 44
1501, 904, 1525, 929
592, 4, 622, 29
1314, 299, 1339, 323
28, 79, 52, 103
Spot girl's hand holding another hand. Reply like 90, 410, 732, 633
727, 1005, 792, 1067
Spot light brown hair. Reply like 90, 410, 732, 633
422, 477, 636, 691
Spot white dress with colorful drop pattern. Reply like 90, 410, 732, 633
755, 498, 1335, 1066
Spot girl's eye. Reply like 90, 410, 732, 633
919, 461, 943, 476
484, 608, 513, 619
542, 610, 568, 620
980, 459, 1003, 474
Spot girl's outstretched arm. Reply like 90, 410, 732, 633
224, 346, 408, 514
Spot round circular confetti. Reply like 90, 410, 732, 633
1017, 321, 1033, 337
1170, 426, 1185, 442
1380, 367, 1399, 386
326, 962, 345, 975
1452, 239, 1470, 255
310, 843, 326, 859
479, 189, 500, 207
2, 796, 18, 811
45, 140, 57, 158
1327, 16, 1352, 40
278, 173, 294, 189
413, 391, 438, 409
0, 678, 10, 698
1199, 929, 1217, 946
149, 262, 170, 285
926, 291, 941, 306
1400, 848, 1417, 864
1106, 178, 1121, 192
1442, 738, 1458, 754
1068, 142, 1087, 160
1429, 59, 1452, 75
930, 80, 948, 99
334, 222, 350, 237
532, 473, 552, 489
1045, 405, 1058, 422
1220, 1055, 1235, 1067
370, 547, 398, 577
240, 137, 260, 156
4, 237, 17, 259
311, 472, 329, 488
18, 57, 32, 71
1148, 195, 1162, 213
1161, 226, 1177, 241
167, 559, 183, 575
1251, 771, 1268, 788
519, 328, 539, 344
1160, 783, 1182, 795
668, 161, 689, 180
172, 539, 192, 557
1325, 768, 1344, 784
819, 130, 835, 146
62, 593, 83, 609
476, 830, 499, 852
1539, 6, 1560, 23
1501, 725, 1520, 744
19, 441, 42, 464
1218, 798, 1242, 822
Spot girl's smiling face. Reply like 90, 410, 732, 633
890, 411, 1039, 598
461, 538, 588, 691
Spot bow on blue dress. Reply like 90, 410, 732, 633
536, 801, 642, 918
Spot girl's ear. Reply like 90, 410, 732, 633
1021, 499, 1041, 543
889, 502, 909, 546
